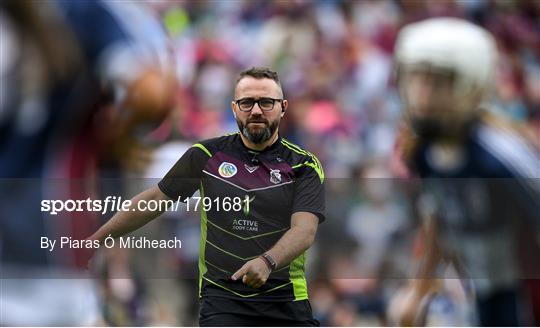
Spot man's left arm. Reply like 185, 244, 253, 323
231, 212, 318, 288
232, 156, 325, 288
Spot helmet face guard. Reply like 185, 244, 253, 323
397, 65, 481, 138
394, 18, 497, 138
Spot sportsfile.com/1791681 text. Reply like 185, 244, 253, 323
40, 196, 251, 215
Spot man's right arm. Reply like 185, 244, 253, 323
87, 185, 171, 244
87, 143, 209, 245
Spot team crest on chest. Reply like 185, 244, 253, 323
218, 162, 237, 178
270, 169, 281, 184
244, 164, 259, 173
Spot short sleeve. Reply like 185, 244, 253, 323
158, 146, 210, 200
292, 159, 326, 223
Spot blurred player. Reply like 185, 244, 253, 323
390, 18, 540, 326
0, 0, 174, 325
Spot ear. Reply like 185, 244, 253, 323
280, 99, 288, 117
231, 101, 237, 119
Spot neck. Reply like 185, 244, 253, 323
240, 131, 279, 151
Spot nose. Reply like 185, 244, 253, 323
251, 102, 263, 115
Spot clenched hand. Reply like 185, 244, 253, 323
231, 257, 271, 289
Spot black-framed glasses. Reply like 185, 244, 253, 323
234, 97, 283, 112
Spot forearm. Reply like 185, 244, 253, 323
266, 212, 317, 268
88, 186, 169, 243
414, 217, 442, 294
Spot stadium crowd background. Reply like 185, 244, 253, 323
2, 0, 539, 326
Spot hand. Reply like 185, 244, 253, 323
231, 257, 271, 289
398, 289, 425, 327
387, 282, 433, 327
83, 237, 99, 270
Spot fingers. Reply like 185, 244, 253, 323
231, 265, 247, 281
242, 272, 266, 289
83, 248, 96, 271
251, 278, 266, 289
231, 261, 268, 289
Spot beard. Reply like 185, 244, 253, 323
237, 117, 279, 145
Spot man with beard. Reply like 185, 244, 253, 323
88, 67, 325, 326
389, 18, 540, 326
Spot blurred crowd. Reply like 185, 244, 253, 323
1, 0, 539, 326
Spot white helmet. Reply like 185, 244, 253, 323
394, 17, 497, 134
